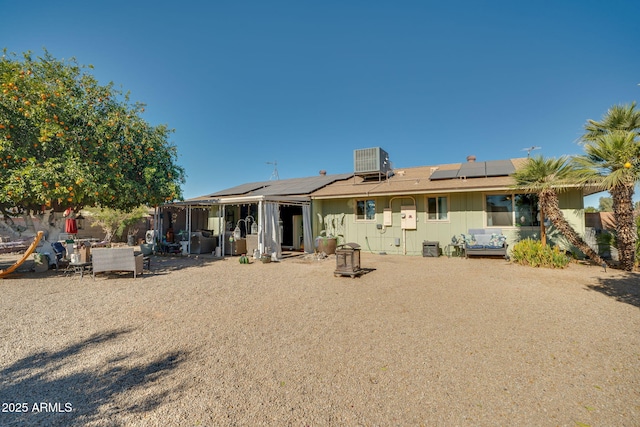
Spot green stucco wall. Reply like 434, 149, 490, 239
312, 190, 586, 256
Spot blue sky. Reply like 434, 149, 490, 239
3, 1, 639, 207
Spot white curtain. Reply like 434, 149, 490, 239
263, 202, 282, 259
302, 204, 313, 253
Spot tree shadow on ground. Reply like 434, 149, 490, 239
586, 273, 640, 308
144, 254, 223, 276
0, 328, 188, 426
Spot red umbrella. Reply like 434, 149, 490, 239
65, 218, 78, 234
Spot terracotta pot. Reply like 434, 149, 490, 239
317, 237, 337, 255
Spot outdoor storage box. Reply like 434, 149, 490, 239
422, 241, 440, 257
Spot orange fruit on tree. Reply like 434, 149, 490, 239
624, 162, 632, 169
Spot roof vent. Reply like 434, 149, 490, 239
319, 170, 327, 176
466, 155, 477, 162
354, 147, 391, 178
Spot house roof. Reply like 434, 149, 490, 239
181, 173, 354, 205
310, 159, 529, 199
179, 157, 601, 206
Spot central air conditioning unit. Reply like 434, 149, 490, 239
353, 147, 391, 178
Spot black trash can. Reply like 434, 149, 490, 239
422, 241, 440, 257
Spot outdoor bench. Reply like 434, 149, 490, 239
459, 228, 508, 259
92, 247, 144, 279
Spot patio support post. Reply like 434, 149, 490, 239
221, 205, 226, 257
186, 205, 192, 254
258, 200, 264, 256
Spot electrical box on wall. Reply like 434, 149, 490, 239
383, 208, 392, 226
400, 205, 417, 230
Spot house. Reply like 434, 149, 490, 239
309, 149, 592, 256
170, 148, 595, 258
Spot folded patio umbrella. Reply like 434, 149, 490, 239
65, 218, 78, 234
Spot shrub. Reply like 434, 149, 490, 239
510, 239, 571, 268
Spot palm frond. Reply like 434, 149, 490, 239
582, 102, 640, 142
573, 130, 640, 190
512, 155, 577, 192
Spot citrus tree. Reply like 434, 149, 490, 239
0, 49, 185, 235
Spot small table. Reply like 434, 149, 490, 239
446, 243, 466, 258
65, 262, 92, 279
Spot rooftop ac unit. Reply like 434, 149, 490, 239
354, 147, 391, 176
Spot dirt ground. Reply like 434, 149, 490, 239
1, 250, 639, 426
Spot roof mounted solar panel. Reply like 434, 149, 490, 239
429, 169, 459, 180
485, 160, 515, 176
210, 182, 270, 196
458, 162, 487, 178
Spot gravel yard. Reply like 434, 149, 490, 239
1, 251, 639, 426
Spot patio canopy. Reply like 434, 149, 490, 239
162, 173, 352, 258
166, 195, 313, 258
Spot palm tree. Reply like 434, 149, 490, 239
583, 102, 640, 142
513, 155, 606, 266
574, 130, 640, 271
577, 102, 640, 271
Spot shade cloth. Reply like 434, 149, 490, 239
302, 204, 313, 254
263, 202, 282, 259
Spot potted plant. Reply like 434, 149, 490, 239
315, 213, 344, 255
315, 230, 339, 255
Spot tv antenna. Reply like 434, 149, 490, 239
522, 146, 541, 157
266, 161, 279, 180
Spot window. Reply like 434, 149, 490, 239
427, 196, 448, 221
485, 193, 539, 227
356, 199, 376, 221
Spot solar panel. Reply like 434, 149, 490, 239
485, 160, 515, 176
458, 162, 487, 178
211, 173, 354, 197
209, 182, 270, 196
430, 169, 459, 180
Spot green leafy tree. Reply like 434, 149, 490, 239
512, 155, 606, 266
598, 196, 613, 212
0, 49, 185, 236
83, 205, 149, 243
575, 102, 640, 271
